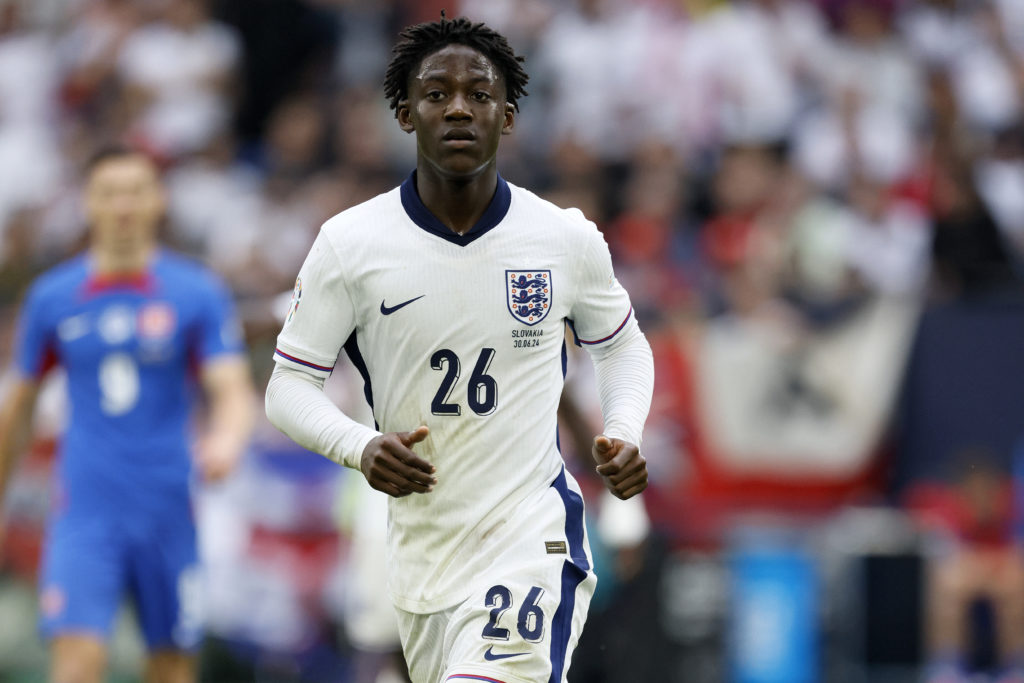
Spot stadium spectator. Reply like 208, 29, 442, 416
929, 150, 1018, 300
115, 0, 240, 160
911, 450, 1024, 683
0, 0, 63, 248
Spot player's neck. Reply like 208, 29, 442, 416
90, 244, 157, 277
415, 164, 498, 235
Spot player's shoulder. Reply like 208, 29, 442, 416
507, 182, 600, 240
320, 186, 403, 247
154, 249, 228, 294
26, 254, 90, 303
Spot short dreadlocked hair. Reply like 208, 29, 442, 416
383, 14, 529, 117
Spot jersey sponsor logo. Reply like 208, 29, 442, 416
506, 270, 551, 326
285, 277, 302, 324
482, 645, 528, 661
137, 302, 176, 340
380, 294, 425, 315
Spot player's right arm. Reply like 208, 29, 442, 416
265, 366, 436, 497
0, 279, 53, 525
265, 228, 436, 497
0, 375, 40, 507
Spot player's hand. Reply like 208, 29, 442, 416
360, 426, 436, 498
196, 433, 243, 483
592, 435, 647, 500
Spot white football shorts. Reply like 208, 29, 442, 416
396, 466, 596, 683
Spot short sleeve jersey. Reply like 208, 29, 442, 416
274, 174, 635, 613
14, 250, 244, 517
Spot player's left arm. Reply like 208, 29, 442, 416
1, 280, 53, 543
585, 324, 654, 499
197, 354, 254, 482
0, 375, 39, 557
569, 218, 655, 500
0, 375, 40, 506
193, 272, 254, 482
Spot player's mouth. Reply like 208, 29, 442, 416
442, 129, 476, 147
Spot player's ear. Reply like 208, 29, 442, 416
397, 100, 415, 134
501, 102, 515, 136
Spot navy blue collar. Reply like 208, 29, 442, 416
400, 171, 511, 247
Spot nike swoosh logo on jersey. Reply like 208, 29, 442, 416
483, 645, 528, 661
57, 314, 90, 341
380, 295, 425, 315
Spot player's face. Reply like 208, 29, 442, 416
398, 44, 515, 179
85, 155, 165, 254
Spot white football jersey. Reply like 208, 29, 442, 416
274, 174, 635, 613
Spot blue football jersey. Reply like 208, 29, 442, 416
13, 250, 244, 516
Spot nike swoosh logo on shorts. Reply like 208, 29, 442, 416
380, 295, 425, 315
483, 645, 528, 661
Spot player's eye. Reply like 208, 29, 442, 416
426, 90, 445, 101
472, 91, 491, 102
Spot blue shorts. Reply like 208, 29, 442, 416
38, 510, 201, 651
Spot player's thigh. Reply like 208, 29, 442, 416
126, 518, 201, 652
442, 559, 596, 683
144, 649, 196, 683
39, 516, 125, 643
50, 633, 107, 683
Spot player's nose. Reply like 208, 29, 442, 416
444, 92, 472, 120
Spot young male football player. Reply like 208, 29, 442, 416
0, 146, 254, 683
265, 16, 653, 683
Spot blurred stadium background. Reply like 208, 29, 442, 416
2, 0, 1024, 680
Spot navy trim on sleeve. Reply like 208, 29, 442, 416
274, 348, 334, 373
576, 307, 633, 346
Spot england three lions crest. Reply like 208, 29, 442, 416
506, 270, 551, 326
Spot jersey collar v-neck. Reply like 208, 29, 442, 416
81, 249, 162, 296
400, 170, 512, 247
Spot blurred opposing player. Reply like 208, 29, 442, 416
0, 146, 254, 683
265, 15, 654, 682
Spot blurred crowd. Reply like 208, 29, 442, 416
0, 0, 1021, 359
3, 0, 1024, 680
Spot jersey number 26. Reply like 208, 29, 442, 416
430, 348, 497, 417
